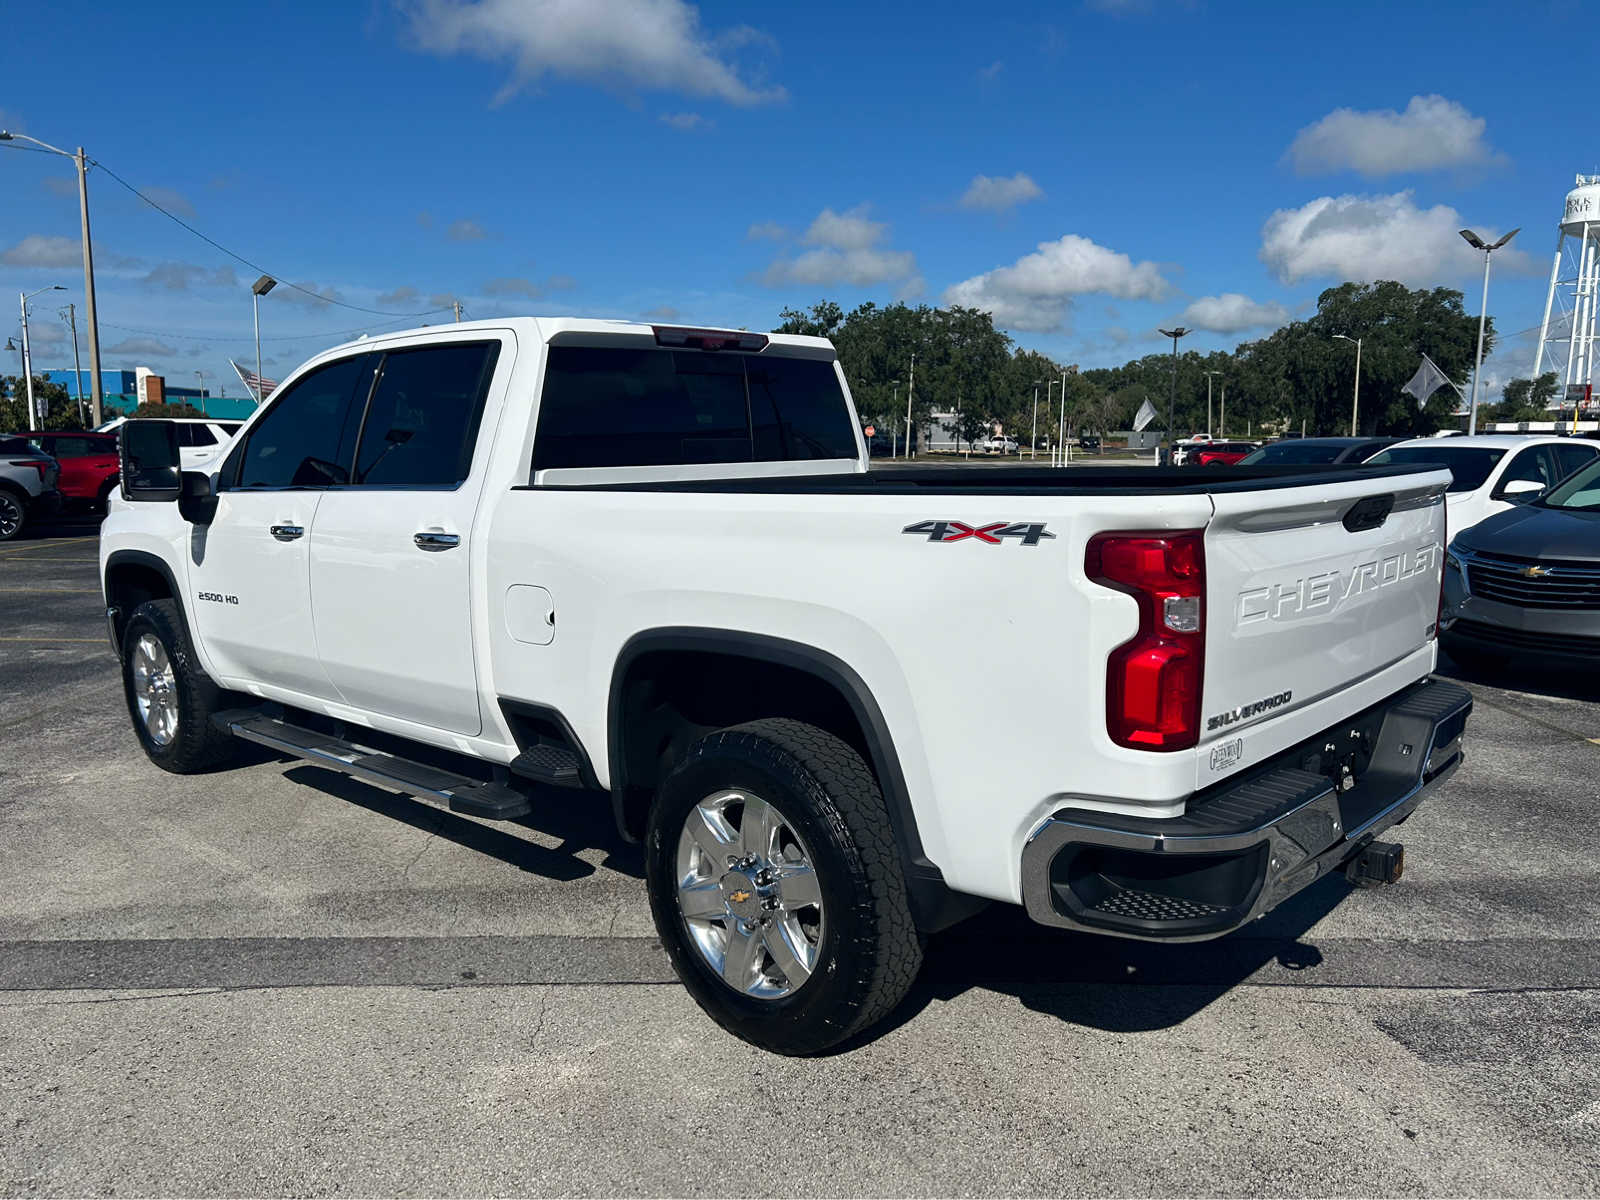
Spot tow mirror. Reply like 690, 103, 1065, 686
119, 420, 181, 502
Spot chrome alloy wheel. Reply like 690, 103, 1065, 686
0, 492, 21, 539
676, 789, 825, 999
131, 633, 179, 746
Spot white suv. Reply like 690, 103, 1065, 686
1367, 435, 1600, 533
97, 417, 244, 469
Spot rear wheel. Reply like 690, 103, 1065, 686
645, 718, 922, 1055
0, 488, 26, 541
120, 599, 239, 773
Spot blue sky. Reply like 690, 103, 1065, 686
2, 0, 1591, 402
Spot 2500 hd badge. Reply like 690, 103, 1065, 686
1207, 689, 1293, 732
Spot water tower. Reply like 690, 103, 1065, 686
1532, 175, 1600, 413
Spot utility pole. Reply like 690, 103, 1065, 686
64, 304, 85, 426
453, 300, 463, 323
904, 351, 916, 459
1219, 379, 1226, 437
890, 382, 900, 457
75, 148, 103, 427
1332, 335, 1361, 436
195, 370, 208, 417
1157, 327, 1190, 465
1203, 370, 1222, 437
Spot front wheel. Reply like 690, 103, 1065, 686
645, 718, 922, 1055
120, 599, 240, 773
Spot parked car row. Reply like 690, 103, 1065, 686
0, 418, 245, 540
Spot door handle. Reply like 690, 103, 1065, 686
269, 524, 304, 541
414, 531, 461, 552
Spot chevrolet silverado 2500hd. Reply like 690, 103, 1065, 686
102, 318, 1472, 1054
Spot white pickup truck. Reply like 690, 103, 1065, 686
102, 318, 1472, 1054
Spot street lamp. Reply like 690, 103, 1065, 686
1202, 369, 1222, 437
1031, 380, 1043, 462
1332, 334, 1362, 436
1157, 326, 1190, 464
904, 351, 916, 459
1460, 226, 1520, 436
250, 275, 277, 405
195, 370, 208, 417
1045, 378, 1058, 464
17, 285, 65, 427
0, 130, 104, 427
1057, 368, 1068, 467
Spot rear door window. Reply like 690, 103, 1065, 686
177, 425, 218, 448
1554, 442, 1598, 479
350, 342, 499, 487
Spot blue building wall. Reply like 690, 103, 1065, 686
37, 369, 259, 420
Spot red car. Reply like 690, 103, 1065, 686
21, 430, 120, 511
1191, 441, 1259, 466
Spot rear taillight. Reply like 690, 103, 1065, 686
7, 460, 48, 483
1086, 530, 1206, 751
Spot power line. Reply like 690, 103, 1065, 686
85, 157, 455, 319
98, 315, 427, 343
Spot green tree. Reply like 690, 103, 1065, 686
0, 376, 81, 431
133, 401, 206, 420
1492, 371, 1560, 423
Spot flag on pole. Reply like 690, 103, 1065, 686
1400, 355, 1452, 409
1132, 397, 1158, 431
230, 359, 278, 402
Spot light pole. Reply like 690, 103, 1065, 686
1332, 334, 1362, 436
1157, 326, 1190, 465
1202, 370, 1222, 437
904, 351, 916, 459
0, 131, 104, 426
195, 370, 208, 417
1460, 226, 1520, 436
1057, 369, 1068, 466
1045, 378, 1058, 464
62, 303, 85, 426
18, 285, 65, 427
251, 275, 277, 405
1219, 378, 1227, 437
1031, 381, 1041, 461
888, 380, 900, 457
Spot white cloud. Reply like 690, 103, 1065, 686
447, 218, 492, 242
405, 0, 784, 106
1178, 293, 1290, 334
1286, 95, 1498, 177
277, 281, 343, 309
104, 336, 177, 358
802, 206, 884, 251
642, 305, 680, 320
138, 185, 197, 219
942, 234, 1170, 332
959, 172, 1044, 212
1, 234, 83, 269
142, 262, 237, 291
659, 111, 707, 131
761, 205, 918, 288
378, 285, 420, 305
482, 276, 541, 298
746, 220, 787, 241
1260, 190, 1531, 286
977, 60, 1004, 81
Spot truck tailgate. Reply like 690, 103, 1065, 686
1201, 469, 1450, 749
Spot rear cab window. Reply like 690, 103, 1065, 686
532, 344, 857, 476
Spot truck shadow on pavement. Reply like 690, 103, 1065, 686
846, 879, 1350, 1050
281, 765, 644, 882
1435, 653, 1600, 703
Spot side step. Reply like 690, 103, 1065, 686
509, 739, 585, 789
218, 712, 532, 820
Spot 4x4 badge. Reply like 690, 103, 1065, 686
902, 520, 1055, 546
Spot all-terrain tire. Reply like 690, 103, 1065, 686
120, 598, 240, 773
645, 717, 922, 1055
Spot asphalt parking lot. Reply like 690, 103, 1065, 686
2, 514, 1599, 1197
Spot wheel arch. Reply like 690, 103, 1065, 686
606, 627, 974, 931
104, 549, 187, 653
